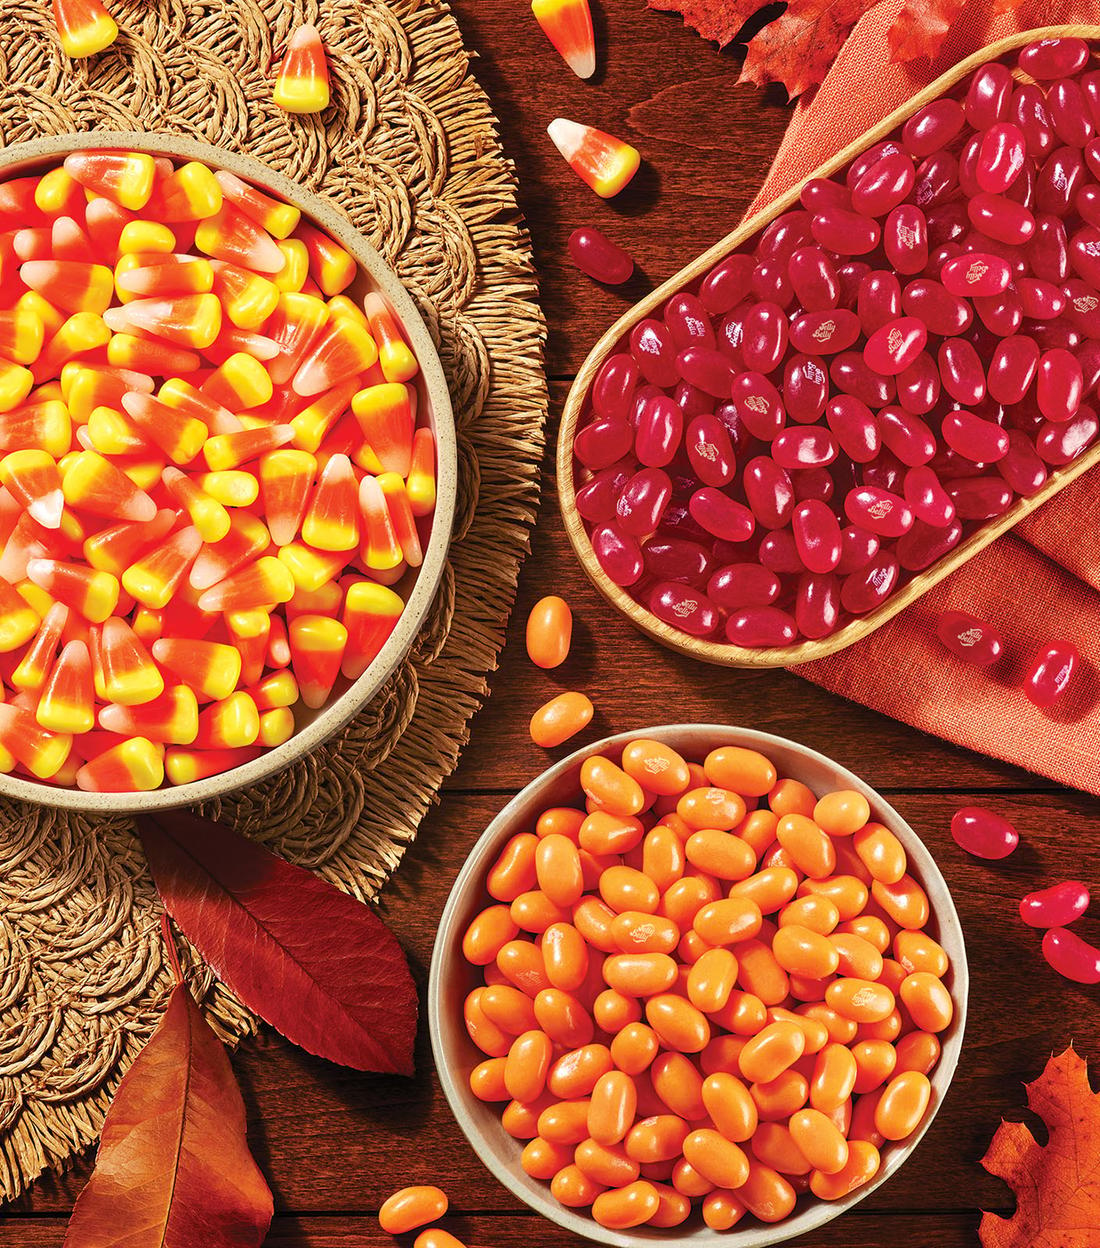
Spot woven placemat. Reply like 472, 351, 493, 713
0, 0, 546, 1203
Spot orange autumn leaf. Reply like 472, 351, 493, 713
738, 0, 880, 99
646, 0, 766, 48
980, 1045, 1100, 1247
888, 0, 968, 62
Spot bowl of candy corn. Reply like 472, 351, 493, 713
429, 725, 967, 1245
557, 27, 1100, 668
0, 130, 455, 810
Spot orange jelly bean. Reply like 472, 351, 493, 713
683, 1129, 750, 1189
581, 754, 644, 816
810, 1042, 858, 1113
692, 897, 762, 946
530, 691, 594, 748
462, 905, 518, 966
776, 814, 837, 879
769, 777, 817, 818
525, 594, 572, 668
677, 785, 747, 831
872, 873, 930, 930
685, 828, 756, 881
894, 930, 949, 977
809, 1139, 880, 1200
772, 924, 841, 979
534, 987, 593, 1048
588, 1069, 639, 1145
591, 1179, 660, 1229
894, 1030, 942, 1075
621, 737, 691, 795
738, 1020, 805, 1084
521, 1136, 573, 1180
813, 789, 871, 837
899, 971, 954, 1032
574, 1138, 640, 1187
701, 1072, 757, 1141
730, 866, 799, 914
703, 745, 777, 796
541, 921, 589, 990
600, 865, 659, 915
646, 994, 711, 1054
853, 821, 908, 884
874, 1070, 931, 1141
378, 1186, 448, 1235
702, 1188, 747, 1229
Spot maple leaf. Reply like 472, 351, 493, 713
980, 1045, 1100, 1247
888, 0, 967, 63
738, 0, 880, 99
646, 0, 765, 47
137, 809, 419, 1075
64, 982, 272, 1248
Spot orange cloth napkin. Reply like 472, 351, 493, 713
746, 1, 1100, 793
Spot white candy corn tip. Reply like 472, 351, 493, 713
548, 118, 587, 163
565, 46, 596, 80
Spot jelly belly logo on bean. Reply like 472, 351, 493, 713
867, 499, 893, 520
812, 320, 835, 343
1074, 295, 1099, 314
695, 441, 718, 462
627, 921, 658, 945
965, 261, 988, 285
744, 395, 770, 414
887, 327, 904, 355
1082, 240, 1100, 258
642, 756, 670, 775
957, 628, 983, 648
898, 224, 918, 249
805, 362, 826, 384
1055, 662, 1074, 691
672, 599, 699, 620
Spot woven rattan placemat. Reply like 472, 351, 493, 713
0, 0, 546, 1201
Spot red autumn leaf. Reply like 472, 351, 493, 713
887, 0, 967, 63
64, 982, 272, 1248
646, 0, 765, 48
979, 1045, 1100, 1246
738, 0, 880, 98
137, 809, 418, 1076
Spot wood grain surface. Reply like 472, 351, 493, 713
8, 3, 1099, 1245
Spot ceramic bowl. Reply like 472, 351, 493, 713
0, 129, 456, 813
429, 724, 968, 1247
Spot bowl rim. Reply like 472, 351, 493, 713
428, 723, 969, 1248
0, 128, 457, 812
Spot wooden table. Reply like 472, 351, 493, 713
8, 3, 1100, 1244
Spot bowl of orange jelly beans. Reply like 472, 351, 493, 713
429, 725, 967, 1245
0, 130, 455, 809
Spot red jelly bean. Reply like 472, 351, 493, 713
858, 271, 903, 335
840, 551, 899, 614
1020, 881, 1090, 928
741, 302, 787, 373
851, 151, 915, 217
897, 517, 962, 570
707, 562, 780, 610
1013, 84, 1055, 158
941, 409, 1008, 463
801, 177, 852, 214
792, 465, 835, 503
1024, 640, 1080, 707
783, 355, 830, 424
615, 468, 671, 536
635, 396, 683, 467
940, 252, 1011, 297
791, 500, 841, 574
1062, 279, 1100, 335
1042, 928, 1100, 984
996, 428, 1048, 496
903, 465, 955, 527
935, 610, 1003, 666
1049, 78, 1092, 148
676, 346, 736, 398
863, 318, 926, 376
788, 246, 840, 311
811, 208, 880, 256
759, 529, 805, 574
576, 462, 632, 522
726, 605, 797, 647
836, 524, 879, 573
1019, 37, 1090, 80
826, 395, 880, 463
647, 581, 719, 636
951, 806, 1018, 859
884, 205, 929, 275
896, 353, 941, 415
946, 476, 1013, 519
831, 352, 895, 407
845, 486, 913, 537
741, 456, 795, 531
685, 415, 736, 486
903, 100, 965, 159
965, 63, 1013, 130
758, 209, 814, 263
1035, 407, 1100, 464
569, 226, 634, 285
575, 416, 634, 470
847, 140, 904, 187
591, 354, 639, 422
731, 373, 784, 440
914, 150, 960, 209
1036, 148, 1087, 216
878, 406, 936, 466
665, 293, 715, 349
789, 309, 861, 356
796, 571, 841, 640
591, 523, 644, 586
902, 279, 972, 336
630, 320, 680, 387
772, 427, 837, 470
688, 488, 755, 542
752, 258, 795, 309
643, 537, 711, 584
987, 335, 1040, 404
976, 122, 1026, 194
1029, 215, 1069, 281
699, 254, 755, 316
968, 192, 1035, 245
1035, 348, 1083, 422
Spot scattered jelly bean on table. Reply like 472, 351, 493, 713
0, 150, 439, 790
569, 36, 1100, 650
460, 736, 955, 1231
568, 227, 635, 285
935, 610, 1003, 666
950, 806, 1019, 859
1041, 927, 1100, 984
1023, 640, 1080, 707
1019, 881, 1090, 928
526, 595, 573, 668
378, 1186, 449, 1234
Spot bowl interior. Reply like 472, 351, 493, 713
429, 724, 968, 1248
0, 129, 456, 812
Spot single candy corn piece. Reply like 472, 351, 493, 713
211, 262, 280, 331
64, 151, 155, 211
51, 216, 96, 262
358, 474, 403, 570
0, 304, 46, 366
273, 239, 309, 293
266, 291, 330, 385
83, 508, 175, 579
276, 542, 343, 593
188, 509, 270, 590
76, 736, 165, 791
0, 363, 35, 414
201, 352, 273, 410
295, 222, 356, 296
248, 668, 299, 711
116, 254, 215, 299
94, 616, 164, 705
265, 616, 292, 669
301, 453, 358, 551
288, 614, 347, 709
36, 639, 94, 733
289, 378, 360, 454
26, 558, 119, 624
0, 578, 47, 654
259, 448, 315, 545
152, 162, 223, 223
98, 684, 199, 744
191, 691, 260, 749
157, 376, 241, 436
165, 744, 261, 785
34, 168, 85, 218
547, 118, 640, 198
104, 293, 222, 350
194, 469, 258, 507
52, 0, 118, 58
257, 706, 294, 748
341, 581, 403, 680
0, 449, 64, 528
161, 467, 231, 542
203, 424, 294, 471
0, 703, 72, 778
107, 333, 201, 376
12, 601, 69, 687
194, 205, 285, 275
122, 525, 202, 609
119, 391, 207, 465
363, 294, 418, 383
151, 637, 241, 702
406, 427, 436, 517
327, 295, 369, 329
225, 604, 270, 663
196, 555, 294, 612
351, 381, 414, 475
61, 451, 158, 521
213, 171, 301, 240
293, 317, 377, 397
272, 23, 331, 115
86, 405, 152, 456
378, 472, 423, 568
117, 220, 176, 255
63, 362, 153, 423
532, 0, 596, 78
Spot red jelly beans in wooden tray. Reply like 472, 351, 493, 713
0, 148, 439, 792
562, 33, 1100, 663
458, 735, 959, 1234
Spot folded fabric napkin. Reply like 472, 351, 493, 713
746, 0, 1100, 794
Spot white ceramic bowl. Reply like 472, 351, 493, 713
0, 130, 456, 813
429, 724, 968, 1247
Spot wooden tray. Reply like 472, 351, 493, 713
557, 24, 1100, 669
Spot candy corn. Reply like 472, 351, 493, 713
272, 24, 331, 115
364, 294, 418, 383
53, 0, 118, 59
289, 614, 347, 708
164, 745, 261, 785
293, 317, 377, 397
358, 474, 403, 571
61, 451, 158, 521
351, 382, 414, 475
83, 508, 175, 577
194, 205, 285, 275
121, 391, 208, 464
196, 555, 295, 612
13, 603, 69, 688
64, 152, 155, 212
192, 692, 260, 749
302, 453, 358, 551
151, 638, 241, 702
103, 293, 222, 350
94, 617, 164, 705
98, 684, 198, 744
203, 424, 294, 471
1, 450, 64, 528
0, 702, 72, 778
37, 639, 95, 733
247, 668, 298, 710
341, 581, 403, 680
258, 706, 295, 747
532, 0, 596, 78
26, 558, 119, 623
295, 223, 356, 296
76, 735, 164, 791
214, 172, 301, 241
121, 526, 203, 609
547, 118, 640, 198
259, 448, 315, 545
